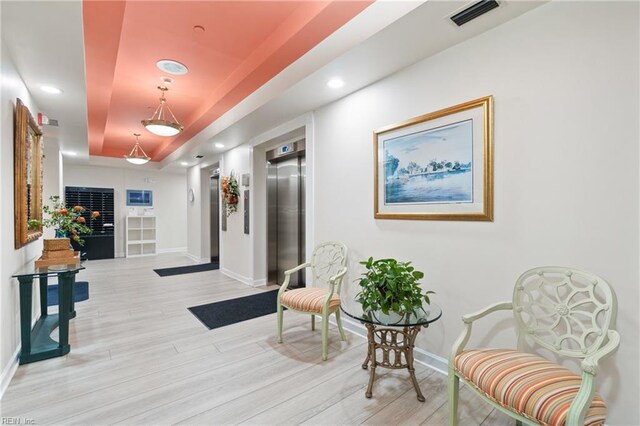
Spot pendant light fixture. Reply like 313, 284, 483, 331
141, 86, 183, 136
124, 133, 150, 165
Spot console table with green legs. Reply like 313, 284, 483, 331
12, 262, 84, 364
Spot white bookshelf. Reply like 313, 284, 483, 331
126, 215, 156, 257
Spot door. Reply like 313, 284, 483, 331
267, 151, 305, 287
210, 174, 220, 262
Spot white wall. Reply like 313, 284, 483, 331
63, 165, 187, 257
220, 146, 253, 283
42, 142, 62, 239
312, 2, 638, 424
0, 40, 61, 395
186, 165, 206, 261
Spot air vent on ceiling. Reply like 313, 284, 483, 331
48, 119, 59, 127
450, 0, 499, 27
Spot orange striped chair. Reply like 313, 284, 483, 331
277, 241, 348, 361
449, 267, 619, 426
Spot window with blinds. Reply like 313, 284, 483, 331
64, 186, 114, 236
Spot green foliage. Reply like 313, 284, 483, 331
38, 195, 100, 246
356, 257, 434, 315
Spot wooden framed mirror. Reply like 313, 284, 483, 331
14, 98, 43, 248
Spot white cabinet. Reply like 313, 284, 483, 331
126, 216, 156, 257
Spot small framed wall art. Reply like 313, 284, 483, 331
374, 96, 493, 221
126, 189, 153, 207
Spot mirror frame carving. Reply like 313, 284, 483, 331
14, 98, 43, 248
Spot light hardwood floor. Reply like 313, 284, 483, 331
1, 253, 510, 425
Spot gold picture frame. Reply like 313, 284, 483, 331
14, 98, 43, 248
374, 96, 493, 221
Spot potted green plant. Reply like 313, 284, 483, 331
356, 257, 434, 318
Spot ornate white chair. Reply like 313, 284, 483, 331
277, 241, 348, 361
449, 267, 619, 426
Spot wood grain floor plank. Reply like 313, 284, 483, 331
423, 384, 494, 426
0, 253, 453, 425
361, 371, 449, 425
300, 367, 434, 425
180, 342, 367, 425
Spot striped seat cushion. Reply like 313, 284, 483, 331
280, 288, 340, 313
454, 349, 606, 426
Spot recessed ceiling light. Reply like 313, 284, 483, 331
214, 143, 225, 148
180, 161, 189, 166
64, 151, 77, 156
327, 78, 344, 89
41, 85, 63, 94
156, 59, 188, 75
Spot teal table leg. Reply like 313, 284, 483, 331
38, 273, 49, 317
17, 276, 34, 363
69, 273, 76, 319
57, 271, 72, 354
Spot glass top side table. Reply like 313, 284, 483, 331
12, 261, 84, 364
341, 297, 442, 402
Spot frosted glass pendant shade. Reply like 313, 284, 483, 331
141, 86, 183, 137
124, 133, 150, 165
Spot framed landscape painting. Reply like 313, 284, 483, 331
374, 96, 493, 221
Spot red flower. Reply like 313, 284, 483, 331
78, 217, 86, 224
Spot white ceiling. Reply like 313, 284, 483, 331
1, 1, 87, 156
1, 0, 545, 172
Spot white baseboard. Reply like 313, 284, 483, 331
221, 268, 265, 287
339, 317, 448, 375
157, 247, 187, 254
0, 346, 20, 400
184, 253, 209, 264
252, 278, 267, 287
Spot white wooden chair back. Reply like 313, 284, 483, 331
513, 267, 617, 359
310, 241, 348, 292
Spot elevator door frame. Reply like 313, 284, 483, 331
267, 148, 305, 287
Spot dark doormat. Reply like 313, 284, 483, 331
188, 290, 282, 330
48, 281, 89, 306
154, 262, 219, 277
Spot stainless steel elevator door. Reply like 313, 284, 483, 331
210, 176, 220, 262
267, 154, 305, 287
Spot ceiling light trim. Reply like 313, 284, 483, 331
41, 85, 63, 94
156, 59, 188, 75
327, 77, 344, 89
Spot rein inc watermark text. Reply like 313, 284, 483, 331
1, 418, 34, 425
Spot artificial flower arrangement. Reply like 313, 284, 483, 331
221, 173, 240, 217
38, 195, 100, 246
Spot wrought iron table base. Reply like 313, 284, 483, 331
361, 322, 426, 402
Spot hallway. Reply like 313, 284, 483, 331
1, 254, 507, 425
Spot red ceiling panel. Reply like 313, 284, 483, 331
83, 0, 372, 161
